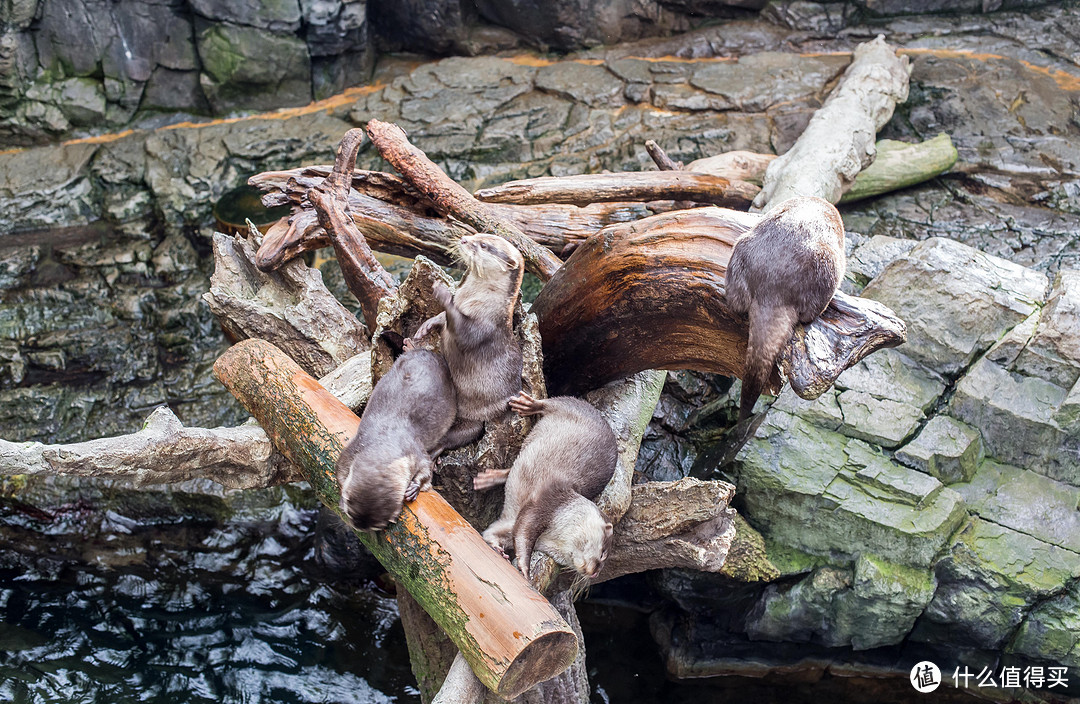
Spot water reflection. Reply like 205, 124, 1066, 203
0, 481, 418, 704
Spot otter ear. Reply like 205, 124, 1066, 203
604, 522, 613, 537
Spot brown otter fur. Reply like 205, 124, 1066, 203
336, 347, 456, 531
412, 233, 525, 449
726, 196, 846, 421
475, 392, 617, 581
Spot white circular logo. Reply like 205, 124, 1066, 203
910, 661, 941, 693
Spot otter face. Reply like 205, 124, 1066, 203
572, 514, 614, 580
339, 456, 412, 532
458, 234, 524, 277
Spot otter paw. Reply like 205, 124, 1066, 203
508, 391, 543, 416
402, 337, 417, 353
433, 282, 453, 309
403, 481, 421, 503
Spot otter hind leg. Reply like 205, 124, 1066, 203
435, 419, 484, 453
509, 391, 545, 416
474, 468, 511, 490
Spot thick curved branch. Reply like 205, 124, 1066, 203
365, 119, 564, 281
531, 207, 906, 397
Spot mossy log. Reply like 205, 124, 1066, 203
839, 133, 958, 203
531, 207, 906, 397
212, 338, 577, 699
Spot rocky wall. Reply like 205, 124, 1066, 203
0, 2, 1079, 695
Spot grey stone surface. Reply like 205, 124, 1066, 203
863, 238, 1048, 376
835, 389, 924, 449
895, 415, 983, 484
915, 518, 1080, 650
834, 347, 945, 412
846, 234, 918, 287
196, 22, 313, 113
1013, 271, 1080, 390
1011, 581, 1080, 671
949, 358, 1077, 485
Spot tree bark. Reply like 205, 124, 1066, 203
530, 207, 906, 397
473, 171, 758, 209
753, 35, 912, 210
213, 338, 578, 699
365, 119, 564, 280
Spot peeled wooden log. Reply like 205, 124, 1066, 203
754, 35, 912, 210
474, 171, 758, 209
213, 339, 577, 699
365, 119, 564, 280
687, 150, 777, 185
840, 133, 958, 203
531, 207, 906, 397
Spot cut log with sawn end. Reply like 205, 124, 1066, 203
213, 338, 577, 699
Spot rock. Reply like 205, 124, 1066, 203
1013, 271, 1080, 390
949, 358, 1075, 485
189, 0, 302, 31
369, 0, 468, 54
835, 390, 924, 448
915, 518, 1080, 650
743, 566, 852, 643
535, 62, 625, 109
735, 411, 966, 568
1010, 581, 1080, 672
196, 22, 312, 113
985, 308, 1040, 369
834, 348, 945, 412
771, 387, 843, 430
832, 554, 936, 650
894, 415, 983, 484
846, 235, 918, 286
688, 52, 849, 113
719, 514, 781, 583
142, 67, 209, 112
862, 238, 1048, 377
953, 460, 1080, 554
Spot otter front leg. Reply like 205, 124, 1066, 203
403, 461, 433, 503
411, 311, 446, 344
482, 516, 514, 559
435, 419, 484, 453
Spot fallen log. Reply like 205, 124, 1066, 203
365, 119, 564, 280
474, 171, 758, 209
754, 35, 912, 210
839, 133, 958, 203
531, 206, 906, 397
213, 338, 578, 699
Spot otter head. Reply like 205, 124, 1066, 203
457, 234, 524, 285
571, 507, 614, 580
338, 455, 413, 532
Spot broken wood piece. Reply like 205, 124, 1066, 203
474, 171, 759, 209
686, 150, 777, 185
309, 128, 398, 325
645, 139, 683, 171
203, 224, 369, 378
365, 119, 564, 281
754, 35, 912, 210
212, 338, 577, 699
531, 207, 906, 397
840, 133, 958, 203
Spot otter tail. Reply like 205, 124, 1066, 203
740, 302, 799, 422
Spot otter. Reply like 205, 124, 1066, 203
725, 196, 845, 421
336, 346, 457, 531
412, 233, 525, 449
475, 391, 617, 581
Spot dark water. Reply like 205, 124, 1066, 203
0, 481, 987, 704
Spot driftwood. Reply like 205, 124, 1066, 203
203, 223, 369, 378
754, 35, 912, 210
687, 150, 777, 184
213, 338, 578, 699
473, 171, 758, 209
531, 207, 906, 396
308, 128, 399, 325
840, 133, 958, 203
365, 119, 564, 280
